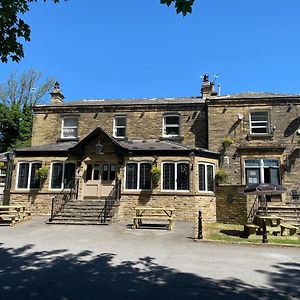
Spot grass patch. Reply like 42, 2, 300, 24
204, 222, 300, 246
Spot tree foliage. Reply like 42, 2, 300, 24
0, 0, 64, 63
160, 0, 195, 16
0, 69, 55, 151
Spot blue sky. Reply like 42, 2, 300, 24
1, 0, 300, 101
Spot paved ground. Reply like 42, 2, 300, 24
0, 217, 299, 299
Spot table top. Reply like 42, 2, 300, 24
0, 205, 25, 209
135, 207, 175, 211
256, 215, 283, 220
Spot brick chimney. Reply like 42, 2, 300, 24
50, 82, 64, 104
201, 74, 217, 99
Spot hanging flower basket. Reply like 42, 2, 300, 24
215, 169, 229, 185
35, 166, 48, 181
0, 162, 4, 168
150, 166, 161, 187
222, 137, 235, 150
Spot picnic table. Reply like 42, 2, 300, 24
132, 207, 175, 230
0, 205, 31, 226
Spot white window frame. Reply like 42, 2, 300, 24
16, 161, 42, 190
198, 162, 215, 192
161, 161, 190, 192
163, 114, 180, 137
124, 161, 152, 191
244, 158, 280, 185
113, 116, 127, 138
49, 161, 76, 190
61, 117, 78, 139
249, 111, 270, 135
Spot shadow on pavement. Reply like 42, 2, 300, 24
0, 243, 299, 299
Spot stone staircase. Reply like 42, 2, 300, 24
47, 198, 119, 225
262, 202, 300, 227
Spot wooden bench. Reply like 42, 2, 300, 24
280, 223, 298, 236
0, 214, 16, 226
132, 216, 175, 230
244, 224, 259, 237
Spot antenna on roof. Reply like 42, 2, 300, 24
213, 74, 219, 83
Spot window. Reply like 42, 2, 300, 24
162, 162, 189, 191
61, 117, 78, 139
0, 167, 6, 184
125, 162, 151, 190
17, 162, 42, 189
199, 163, 214, 192
113, 116, 126, 138
245, 159, 280, 186
163, 115, 180, 137
50, 162, 76, 189
102, 164, 116, 181
249, 111, 270, 135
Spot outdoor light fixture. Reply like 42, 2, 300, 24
237, 112, 244, 120
189, 151, 195, 170
95, 140, 103, 154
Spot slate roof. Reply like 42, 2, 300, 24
15, 141, 77, 154
35, 97, 204, 108
212, 92, 300, 100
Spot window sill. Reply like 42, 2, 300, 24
57, 137, 79, 142
159, 136, 184, 142
246, 133, 273, 141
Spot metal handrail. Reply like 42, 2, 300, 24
101, 179, 121, 223
49, 179, 78, 221
247, 196, 259, 223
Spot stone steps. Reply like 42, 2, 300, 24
48, 198, 119, 225
260, 204, 300, 227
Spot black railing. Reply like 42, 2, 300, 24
247, 196, 259, 223
101, 179, 121, 223
290, 190, 300, 224
49, 179, 79, 221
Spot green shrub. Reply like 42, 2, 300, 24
150, 166, 161, 187
35, 166, 48, 181
215, 169, 229, 184
222, 137, 235, 149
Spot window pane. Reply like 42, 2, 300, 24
110, 164, 116, 181
102, 164, 109, 181
18, 163, 29, 189
165, 116, 179, 125
263, 159, 279, 167
64, 118, 77, 126
177, 163, 189, 190
30, 163, 42, 189
64, 163, 75, 188
115, 117, 126, 126
270, 168, 280, 185
126, 163, 137, 189
51, 163, 63, 189
198, 164, 205, 191
86, 165, 92, 181
163, 163, 175, 190
165, 127, 180, 136
251, 112, 268, 121
207, 165, 214, 191
63, 128, 78, 138
116, 127, 126, 137
246, 169, 260, 185
139, 163, 151, 190
245, 159, 260, 167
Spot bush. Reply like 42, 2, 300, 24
35, 166, 48, 181
222, 137, 234, 150
215, 169, 229, 184
150, 166, 161, 187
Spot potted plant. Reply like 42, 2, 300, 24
215, 169, 229, 185
35, 166, 48, 182
150, 166, 161, 187
0, 162, 4, 168
222, 137, 235, 150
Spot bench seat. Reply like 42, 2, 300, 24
280, 223, 298, 236
0, 214, 16, 226
244, 224, 259, 237
132, 216, 175, 230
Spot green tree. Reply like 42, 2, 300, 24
160, 0, 195, 16
0, 0, 64, 63
0, 69, 55, 151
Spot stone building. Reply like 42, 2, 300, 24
3, 78, 300, 225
